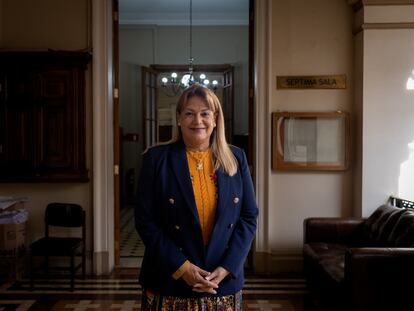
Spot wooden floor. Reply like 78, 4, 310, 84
0, 268, 318, 310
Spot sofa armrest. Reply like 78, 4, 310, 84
345, 247, 414, 311
303, 218, 366, 244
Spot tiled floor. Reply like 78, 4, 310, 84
0, 268, 316, 310
0, 209, 315, 310
0, 298, 308, 311
120, 206, 144, 258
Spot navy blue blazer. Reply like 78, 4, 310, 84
135, 141, 258, 297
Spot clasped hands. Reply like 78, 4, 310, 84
181, 263, 229, 294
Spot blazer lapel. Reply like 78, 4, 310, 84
170, 142, 200, 224
215, 169, 230, 224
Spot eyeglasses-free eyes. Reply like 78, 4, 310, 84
181, 110, 215, 120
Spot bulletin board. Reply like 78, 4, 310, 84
272, 111, 350, 171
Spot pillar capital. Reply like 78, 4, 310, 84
350, 0, 414, 33
350, 0, 414, 13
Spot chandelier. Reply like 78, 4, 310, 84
160, 0, 219, 97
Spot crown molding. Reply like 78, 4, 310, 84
354, 21, 414, 34
349, 0, 414, 12
364, 0, 414, 4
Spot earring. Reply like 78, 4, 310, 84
177, 122, 181, 126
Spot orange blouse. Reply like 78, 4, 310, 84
186, 148, 218, 246
172, 149, 218, 280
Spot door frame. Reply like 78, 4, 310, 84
112, 0, 121, 266
113, 0, 259, 269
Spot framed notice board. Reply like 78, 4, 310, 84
272, 111, 350, 171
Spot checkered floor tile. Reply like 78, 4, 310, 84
0, 274, 312, 310
120, 206, 144, 257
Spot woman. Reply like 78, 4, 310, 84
135, 84, 258, 310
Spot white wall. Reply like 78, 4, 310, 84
362, 23, 414, 215
258, 0, 354, 271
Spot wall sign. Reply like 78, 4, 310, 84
276, 74, 346, 89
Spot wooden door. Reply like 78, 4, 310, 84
222, 68, 234, 143
0, 52, 89, 182
1, 70, 35, 173
246, 0, 255, 272
0, 73, 4, 164
37, 70, 77, 171
112, 0, 121, 266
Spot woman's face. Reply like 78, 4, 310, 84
177, 96, 216, 151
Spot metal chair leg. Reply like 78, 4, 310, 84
82, 247, 86, 279
45, 255, 49, 276
70, 254, 75, 291
29, 253, 34, 291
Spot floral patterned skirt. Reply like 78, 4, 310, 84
141, 289, 242, 311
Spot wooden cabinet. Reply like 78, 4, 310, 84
0, 51, 91, 182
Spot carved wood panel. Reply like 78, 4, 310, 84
0, 51, 90, 182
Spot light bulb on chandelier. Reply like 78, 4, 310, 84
159, 0, 220, 97
161, 71, 219, 95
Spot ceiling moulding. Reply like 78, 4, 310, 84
119, 12, 248, 26
362, 22, 414, 29
349, 0, 414, 12
363, 0, 414, 5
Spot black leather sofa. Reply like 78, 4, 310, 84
303, 204, 414, 310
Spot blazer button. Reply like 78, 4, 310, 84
175, 225, 180, 230
233, 197, 239, 204
179, 247, 183, 251
228, 223, 234, 229
169, 198, 175, 204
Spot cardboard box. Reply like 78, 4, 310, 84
0, 222, 26, 251
0, 199, 28, 252
1, 201, 25, 212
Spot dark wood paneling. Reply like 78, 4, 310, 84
0, 51, 90, 182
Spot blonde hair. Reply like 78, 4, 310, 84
172, 84, 238, 176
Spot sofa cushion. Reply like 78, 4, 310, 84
319, 256, 345, 283
364, 204, 406, 245
304, 243, 347, 283
304, 242, 348, 260
388, 210, 414, 246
